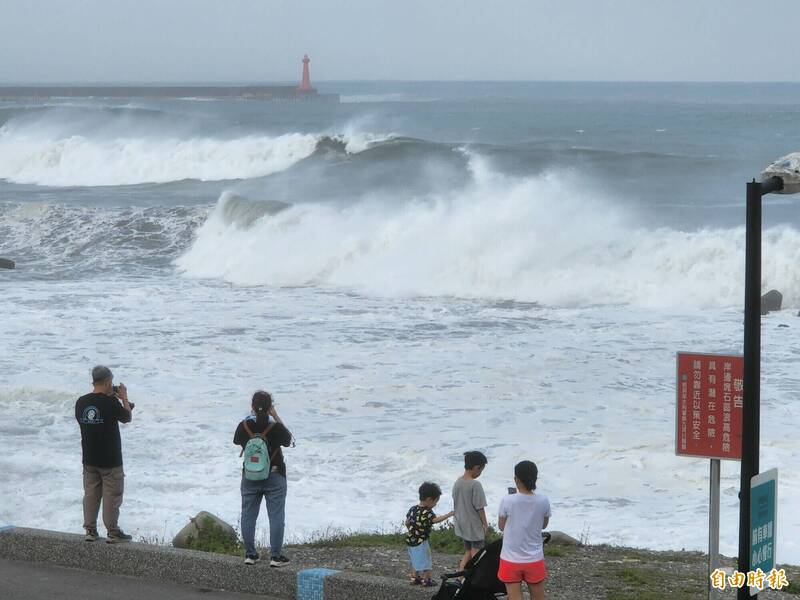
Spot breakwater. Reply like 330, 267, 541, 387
0, 85, 339, 102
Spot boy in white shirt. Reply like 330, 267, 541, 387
497, 460, 551, 600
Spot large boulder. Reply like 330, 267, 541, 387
0, 258, 14, 270
761, 290, 782, 315
172, 511, 237, 549
547, 530, 581, 546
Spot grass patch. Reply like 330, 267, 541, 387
780, 576, 799, 595
607, 593, 681, 600
593, 545, 705, 565
605, 566, 702, 600
299, 523, 490, 555
430, 523, 501, 555
544, 544, 574, 557
184, 516, 243, 557
298, 523, 572, 557
615, 566, 664, 587
301, 527, 407, 549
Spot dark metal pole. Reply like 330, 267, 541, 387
737, 176, 781, 600
738, 180, 762, 599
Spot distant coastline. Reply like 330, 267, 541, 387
0, 84, 339, 102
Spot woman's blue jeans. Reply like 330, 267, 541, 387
240, 472, 287, 557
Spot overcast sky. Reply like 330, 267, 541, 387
1, 0, 798, 83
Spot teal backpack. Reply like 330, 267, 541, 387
241, 420, 277, 481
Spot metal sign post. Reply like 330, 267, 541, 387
676, 352, 744, 600
709, 459, 721, 600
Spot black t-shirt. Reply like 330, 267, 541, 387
233, 418, 292, 478
405, 505, 436, 546
75, 392, 131, 468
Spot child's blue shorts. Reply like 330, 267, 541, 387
407, 540, 433, 572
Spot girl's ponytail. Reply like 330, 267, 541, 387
251, 390, 273, 428
514, 460, 538, 492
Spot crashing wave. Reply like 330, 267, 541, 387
0, 131, 320, 186
217, 192, 291, 229
0, 105, 397, 186
175, 154, 800, 309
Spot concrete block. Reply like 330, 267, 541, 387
297, 568, 338, 600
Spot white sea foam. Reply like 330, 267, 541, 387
177, 154, 800, 310
1, 277, 798, 562
331, 129, 396, 154
0, 202, 206, 275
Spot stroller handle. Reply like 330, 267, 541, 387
438, 533, 551, 582
440, 570, 466, 580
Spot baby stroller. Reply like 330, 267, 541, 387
431, 533, 551, 600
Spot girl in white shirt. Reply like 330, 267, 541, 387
497, 460, 551, 600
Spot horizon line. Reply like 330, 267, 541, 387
1, 79, 800, 85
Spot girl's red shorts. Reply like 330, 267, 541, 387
497, 558, 547, 584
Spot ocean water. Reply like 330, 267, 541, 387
1, 81, 799, 561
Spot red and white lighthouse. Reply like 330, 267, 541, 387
298, 55, 314, 92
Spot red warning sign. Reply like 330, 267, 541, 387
676, 352, 743, 460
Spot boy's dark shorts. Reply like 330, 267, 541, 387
462, 539, 484, 550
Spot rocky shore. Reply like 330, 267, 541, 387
170, 514, 798, 598
283, 542, 798, 599
2, 525, 798, 599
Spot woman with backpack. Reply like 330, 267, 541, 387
233, 390, 293, 566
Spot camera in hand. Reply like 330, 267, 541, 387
112, 385, 134, 409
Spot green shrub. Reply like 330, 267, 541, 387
184, 516, 243, 556
300, 523, 572, 558
300, 523, 500, 555
780, 576, 799, 595
428, 522, 501, 555
544, 544, 572, 557
302, 527, 406, 549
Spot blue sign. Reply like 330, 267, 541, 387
750, 469, 777, 584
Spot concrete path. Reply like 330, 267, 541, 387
0, 558, 284, 600
0, 528, 418, 600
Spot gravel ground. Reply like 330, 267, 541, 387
283, 543, 799, 599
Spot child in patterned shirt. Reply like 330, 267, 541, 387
405, 481, 455, 587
